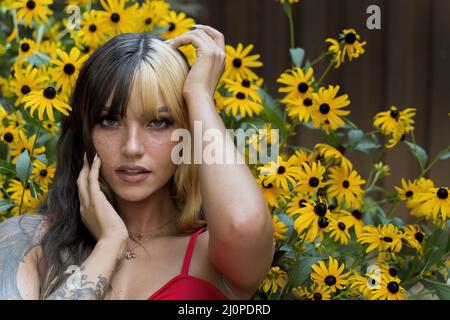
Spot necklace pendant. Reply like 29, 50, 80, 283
125, 250, 136, 260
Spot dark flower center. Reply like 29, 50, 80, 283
3, 132, 14, 143
145, 17, 152, 25
328, 205, 336, 212
21, 43, 30, 52
297, 82, 309, 93
277, 166, 286, 174
319, 103, 330, 114
313, 292, 323, 300
241, 79, 251, 87
89, 24, 97, 32
21, 85, 31, 95
233, 58, 242, 68
336, 145, 346, 155
26, 0, 36, 10
414, 232, 424, 243
324, 275, 337, 286
111, 13, 120, 22
390, 109, 399, 120
388, 267, 398, 277
387, 281, 400, 294
168, 22, 176, 31
64, 63, 75, 75
342, 180, 350, 188
338, 222, 346, 231
43, 87, 56, 99
382, 236, 393, 243
261, 179, 273, 189
405, 190, 413, 198
351, 209, 362, 220
318, 217, 329, 228
303, 97, 313, 107
39, 169, 48, 177
345, 32, 357, 44
437, 188, 448, 199
299, 199, 307, 208
236, 92, 246, 100
314, 203, 327, 217
309, 177, 319, 187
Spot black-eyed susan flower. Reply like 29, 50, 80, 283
311, 256, 350, 292
340, 29, 366, 62
290, 286, 309, 299
18, 38, 38, 58
401, 225, 425, 253
307, 284, 331, 300
277, 67, 314, 102
10, 0, 53, 28
283, 94, 315, 123
11, 63, 48, 107
223, 74, 262, 107
341, 209, 365, 238
31, 159, 55, 192
256, 175, 290, 208
137, 0, 170, 32
348, 271, 377, 299
258, 155, 302, 192
311, 85, 350, 133
276, 0, 301, 4
75, 10, 109, 51
358, 224, 403, 257
294, 200, 330, 240
6, 179, 34, 204
259, 266, 287, 295
328, 216, 351, 245
301, 214, 331, 243
395, 178, 420, 208
293, 161, 325, 196
160, 10, 195, 39
325, 38, 343, 68
0, 104, 8, 122
326, 166, 366, 209
42, 120, 59, 135
285, 194, 308, 218
0, 125, 20, 147
222, 89, 263, 118
6, 111, 26, 129
371, 274, 406, 300
414, 187, 450, 228
373, 106, 416, 136
49, 47, 88, 93
9, 131, 46, 165
272, 215, 288, 241
409, 177, 435, 218
98, 0, 140, 36
21, 86, 72, 121
314, 143, 353, 172
225, 43, 263, 82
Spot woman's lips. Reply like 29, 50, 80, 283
116, 171, 151, 183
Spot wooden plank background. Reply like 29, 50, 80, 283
191, 0, 450, 221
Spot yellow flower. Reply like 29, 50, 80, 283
225, 43, 263, 82
50, 47, 89, 93
311, 256, 350, 292
325, 38, 342, 68
278, 67, 314, 102
10, 63, 48, 107
18, 38, 38, 58
8, 131, 46, 165
340, 29, 366, 62
75, 10, 109, 51
371, 274, 407, 300
0, 125, 20, 147
328, 216, 351, 245
358, 224, 403, 257
137, 0, 170, 33
257, 155, 302, 192
272, 215, 288, 240
294, 200, 330, 241
259, 266, 287, 295
311, 85, 350, 133
21, 86, 72, 121
276, 0, 301, 4
373, 106, 416, 136
314, 143, 353, 172
98, 0, 140, 36
10, 0, 53, 28
160, 10, 195, 39
31, 159, 55, 192
285, 194, 308, 218
401, 225, 425, 253
326, 166, 366, 209
414, 187, 450, 228
293, 161, 325, 196
340, 208, 365, 238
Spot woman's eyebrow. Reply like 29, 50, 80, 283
101, 105, 169, 114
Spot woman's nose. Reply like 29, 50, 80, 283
121, 127, 145, 156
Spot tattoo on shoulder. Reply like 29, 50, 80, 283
0, 214, 50, 300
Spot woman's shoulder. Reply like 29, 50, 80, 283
0, 213, 50, 248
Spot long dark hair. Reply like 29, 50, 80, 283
35, 32, 205, 299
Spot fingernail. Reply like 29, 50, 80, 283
94, 153, 98, 161
83, 152, 87, 162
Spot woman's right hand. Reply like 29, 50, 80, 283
77, 152, 129, 244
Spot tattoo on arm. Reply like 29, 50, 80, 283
0, 214, 49, 300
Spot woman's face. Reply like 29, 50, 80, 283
92, 88, 181, 202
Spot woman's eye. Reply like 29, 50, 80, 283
149, 119, 174, 128
99, 117, 119, 127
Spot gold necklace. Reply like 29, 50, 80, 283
124, 219, 176, 260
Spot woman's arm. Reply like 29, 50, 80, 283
0, 214, 126, 300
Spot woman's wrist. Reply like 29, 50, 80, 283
96, 236, 128, 259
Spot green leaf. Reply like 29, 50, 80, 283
355, 139, 381, 155
421, 278, 450, 300
405, 141, 428, 169
289, 256, 320, 288
289, 48, 305, 68
346, 129, 364, 151
0, 199, 15, 213
437, 149, 450, 161
259, 88, 288, 137
322, 131, 343, 147
15, 149, 32, 185
0, 159, 17, 176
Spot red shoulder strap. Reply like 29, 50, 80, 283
181, 226, 207, 275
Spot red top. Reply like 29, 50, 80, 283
147, 226, 228, 300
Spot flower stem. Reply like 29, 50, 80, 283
287, 5, 295, 49
18, 125, 41, 215
316, 59, 334, 88
419, 145, 450, 178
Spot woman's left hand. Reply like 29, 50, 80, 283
165, 24, 226, 101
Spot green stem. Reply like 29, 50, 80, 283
419, 145, 450, 178
365, 171, 380, 193
316, 59, 334, 87
310, 51, 334, 67
18, 125, 41, 215
343, 116, 359, 130
365, 147, 386, 192
410, 130, 425, 172
287, 5, 295, 50
11, 9, 20, 42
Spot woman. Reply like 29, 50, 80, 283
0, 25, 274, 300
